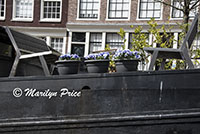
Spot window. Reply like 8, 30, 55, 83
71, 32, 86, 57
172, 0, 197, 18
108, 0, 130, 19
138, 0, 161, 19
129, 33, 149, 49
72, 32, 86, 42
106, 33, 124, 49
0, 0, 6, 20
13, 0, 34, 21
41, 0, 62, 21
71, 44, 85, 57
89, 33, 102, 53
79, 0, 99, 19
51, 38, 63, 53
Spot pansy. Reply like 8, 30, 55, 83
85, 52, 110, 60
113, 49, 141, 60
59, 54, 80, 61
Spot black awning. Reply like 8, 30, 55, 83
0, 26, 60, 77
9, 28, 50, 53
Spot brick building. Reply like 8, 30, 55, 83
0, 0, 199, 67
66, 0, 200, 70
0, 0, 68, 54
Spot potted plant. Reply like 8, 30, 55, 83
55, 54, 80, 75
113, 49, 141, 72
84, 52, 110, 73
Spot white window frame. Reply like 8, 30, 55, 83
40, 0, 62, 22
12, 0, 34, 22
0, 0, 6, 20
170, 0, 199, 20
89, 33, 102, 53
77, 0, 101, 20
137, 0, 163, 20
50, 37, 66, 54
106, 0, 131, 21
106, 33, 125, 49
69, 32, 87, 56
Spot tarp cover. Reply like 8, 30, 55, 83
9, 28, 50, 53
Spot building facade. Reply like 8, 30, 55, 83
66, 0, 200, 69
0, 0, 68, 54
0, 0, 199, 69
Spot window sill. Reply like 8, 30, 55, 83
169, 17, 194, 20
11, 18, 33, 22
136, 18, 162, 21
76, 18, 99, 21
0, 17, 5, 21
105, 18, 130, 21
40, 19, 61, 22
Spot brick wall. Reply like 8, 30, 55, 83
67, 0, 184, 24
0, 0, 68, 28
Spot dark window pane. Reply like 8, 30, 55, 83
72, 32, 86, 42
71, 44, 85, 57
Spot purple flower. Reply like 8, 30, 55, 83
113, 49, 141, 60
85, 52, 110, 60
59, 54, 80, 61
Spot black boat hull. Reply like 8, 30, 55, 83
0, 69, 200, 133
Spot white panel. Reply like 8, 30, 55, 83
123, 11, 128, 17
81, 3, 87, 9
67, 32, 72, 54
116, 11, 121, 17
117, 3, 122, 10
88, 3, 92, 9
85, 32, 90, 56
140, 11, 146, 18
125, 32, 129, 49
123, 3, 129, 9
102, 32, 106, 50
93, 3, 99, 9
155, 2, 160, 9
154, 11, 160, 18
110, 3, 115, 10
147, 11, 153, 17
109, 11, 115, 17
46, 36, 51, 46
148, 3, 153, 10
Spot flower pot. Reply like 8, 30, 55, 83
85, 59, 110, 73
55, 60, 80, 75
115, 59, 139, 72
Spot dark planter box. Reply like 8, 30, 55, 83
56, 60, 80, 75
85, 59, 109, 73
115, 59, 139, 72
